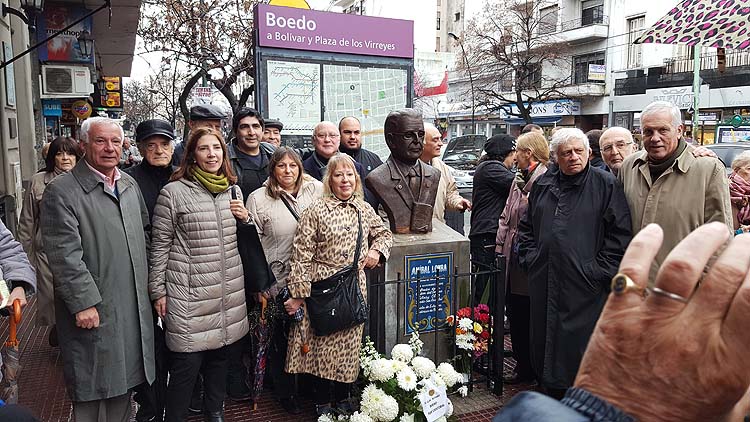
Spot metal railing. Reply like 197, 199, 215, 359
365, 255, 507, 395
560, 14, 609, 32
664, 51, 750, 74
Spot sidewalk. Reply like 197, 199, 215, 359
3, 297, 532, 421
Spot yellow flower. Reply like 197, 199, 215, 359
473, 322, 483, 334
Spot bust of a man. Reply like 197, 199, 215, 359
365, 108, 441, 234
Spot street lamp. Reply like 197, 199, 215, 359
2, 0, 44, 31
448, 31, 475, 133
77, 30, 94, 58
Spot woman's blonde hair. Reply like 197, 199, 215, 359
517, 131, 550, 163
732, 150, 750, 173
322, 154, 364, 200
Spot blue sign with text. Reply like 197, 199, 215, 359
404, 252, 453, 335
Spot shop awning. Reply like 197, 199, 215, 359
504, 116, 562, 125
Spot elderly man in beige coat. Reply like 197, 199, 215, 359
420, 123, 471, 226
619, 101, 732, 282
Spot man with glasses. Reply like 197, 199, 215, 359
599, 127, 638, 175
365, 108, 441, 234
303, 121, 369, 189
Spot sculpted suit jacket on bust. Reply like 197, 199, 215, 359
365, 157, 441, 233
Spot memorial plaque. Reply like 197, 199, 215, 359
404, 252, 453, 335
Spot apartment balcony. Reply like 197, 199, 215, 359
559, 83, 606, 97
557, 15, 609, 45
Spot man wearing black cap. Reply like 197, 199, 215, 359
171, 104, 228, 167
126, 119, 176, 220
469, 134, 517, 304
124, 119, 176, 422
262, 118, 283, 147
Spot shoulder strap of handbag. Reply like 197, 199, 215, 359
280, 195, 300, 221
352, 208, 362, 269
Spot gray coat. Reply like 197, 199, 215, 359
41, 161, 155, 402
149, 178, 249, 353
0, 219, 36, 297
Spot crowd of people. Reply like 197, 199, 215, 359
0, 98, 750, 422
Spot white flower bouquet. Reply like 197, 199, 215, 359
320, 332, 462, 422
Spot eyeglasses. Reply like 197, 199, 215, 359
392, 130, 426, 142
601, 141, 634, 154
315, 133, 340, 140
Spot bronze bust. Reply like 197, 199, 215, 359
365, 109, 441, 234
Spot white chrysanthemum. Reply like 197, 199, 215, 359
411, 356, 436, 379
458, 317, 473, 330
370, 358, 397, 382
361, 385, 399, 422
399, 414, 415, 422
437, 362, 462, 387
391, 343, 414, 362
396, 367, 418, 391
318, 414, 334, 422
350, 411, 374, 422
429, 372, 447, 388
458, 385, 469, 397
391, 359, 407, 373
446, 399, 454, 417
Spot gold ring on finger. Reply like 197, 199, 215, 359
611, 273, 647, 299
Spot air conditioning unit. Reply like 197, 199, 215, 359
40, 65, 93, 98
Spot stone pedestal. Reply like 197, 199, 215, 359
371, 219, 470, 364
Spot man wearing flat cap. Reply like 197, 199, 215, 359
172, 104, 228, 167
124, 119, 176, 422
126, 119, 176, 220
262, 118, 283, 147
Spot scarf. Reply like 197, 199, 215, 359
516, 161, 540, 191
52, 167, 65, 177
648, 138, 687, 181
729, 172, 750, 225
190, 166, 229, 194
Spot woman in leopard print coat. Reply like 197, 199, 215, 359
283, 154, 393, 415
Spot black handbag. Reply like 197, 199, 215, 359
231, 186, 275, 297
305, 208, 368, 336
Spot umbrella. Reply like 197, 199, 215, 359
634, 0, 750, 141
249, 296, 274, 410
0, 299, 22, 404
635, 0, 750, 50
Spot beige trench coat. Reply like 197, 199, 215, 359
17, 171, 57, 325
430, 157, 466, 223
619, 148, 732, 281
285, 196, 392, 383
247, 175, 323, 287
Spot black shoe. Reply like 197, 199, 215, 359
203, 411, 224, 422
278, 397, 302, 415
315, 404, 334, 417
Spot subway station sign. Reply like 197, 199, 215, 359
255, 4, 414, 58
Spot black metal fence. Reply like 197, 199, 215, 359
365, 255, 507, 395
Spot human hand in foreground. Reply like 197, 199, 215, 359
691, 145, 717, 158
460, 198, 472, 211
284, 298, 304, 316
154, 296, 167, 318
230, 199, 250, 222
4, 286, 26, 308
575, 222, 750, 422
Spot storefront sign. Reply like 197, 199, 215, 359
588, 64, 606, 82
94, 76, 123, 111
43, 100, 63, 117
192, 86, 213, 105
37, 4, 94, 63
255, 4, 414, 58
71, 100, 93, 119
404, 252, 453, 335
716, 126, 750, 143
505, 99, 582, 118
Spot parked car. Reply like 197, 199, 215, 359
442, 134, 486, 198
704, 142, 750, 175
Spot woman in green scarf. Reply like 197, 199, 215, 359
149, 127, 251, 422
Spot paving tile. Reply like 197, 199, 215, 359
2, 297, 532, 421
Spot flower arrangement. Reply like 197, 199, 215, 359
319, 332, 462, 422
446, 305, 492, 374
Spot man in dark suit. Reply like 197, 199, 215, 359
365, 109, 440, 234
